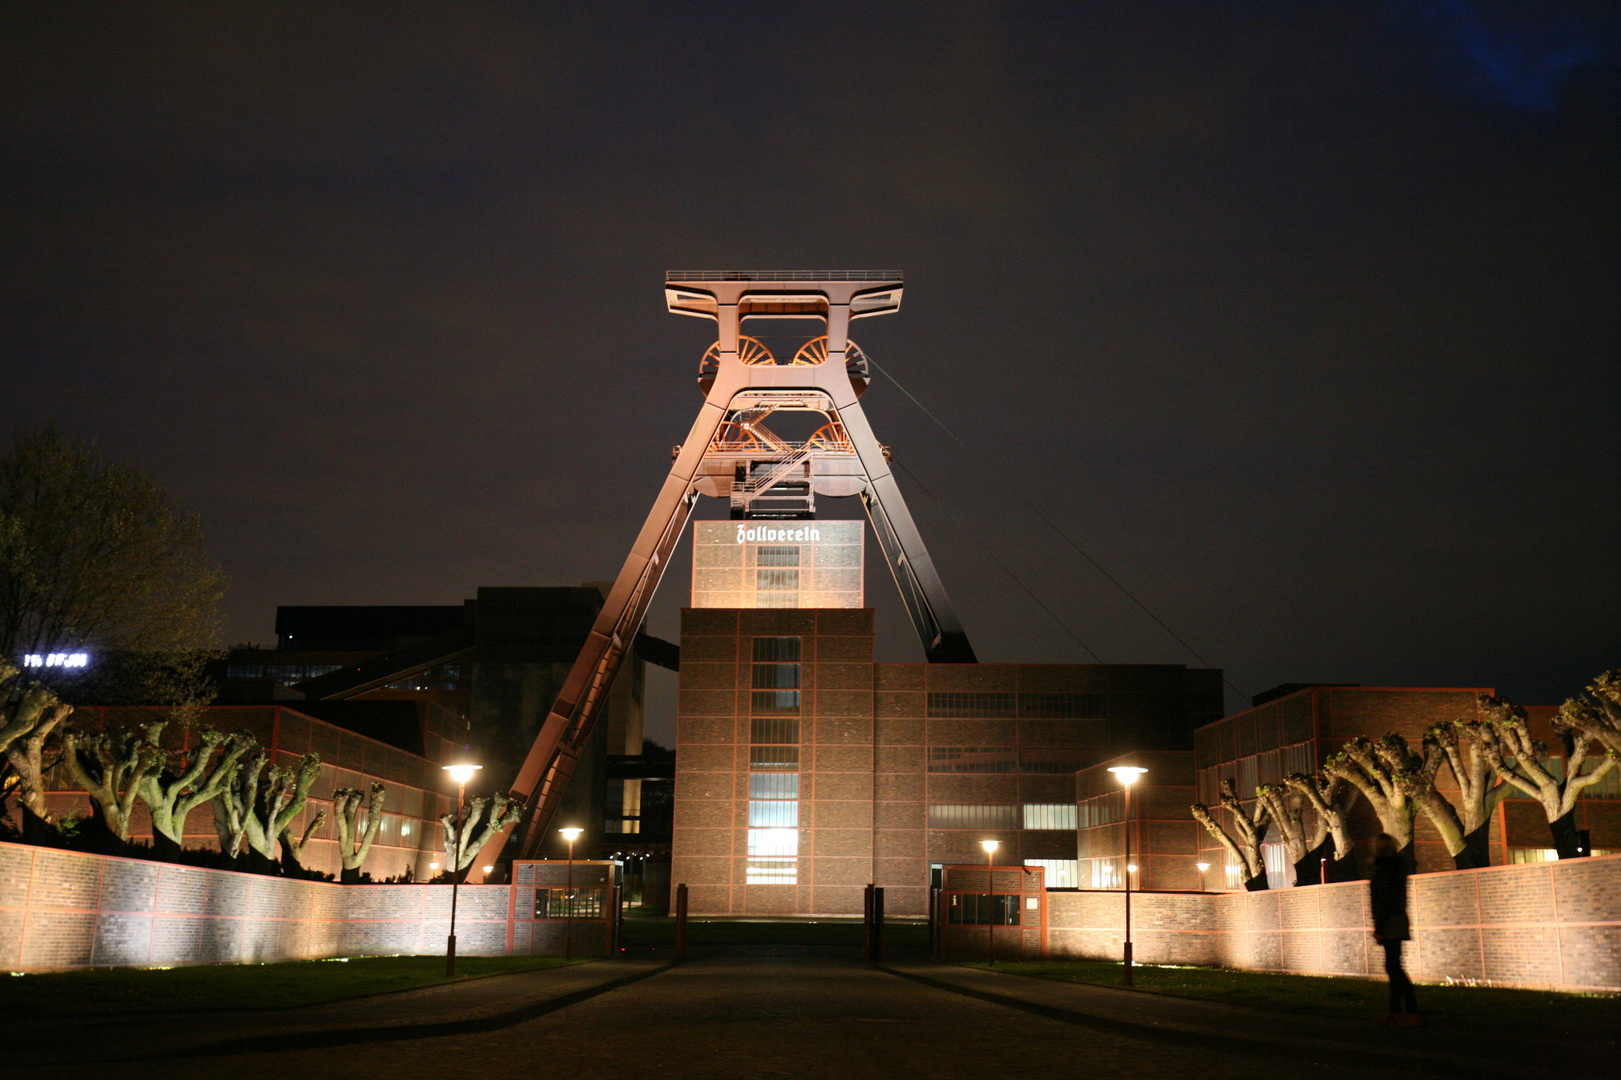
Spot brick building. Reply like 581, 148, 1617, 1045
670, 605, 1223, 917
1075, 751, 1202, 892
1191, 685, 1621, 885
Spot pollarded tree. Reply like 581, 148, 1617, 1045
1469, 694, 1615, 859
1553, 670, 1621, 758
0, 659, 73, 840
62, 725, 166, 847
1190, 778, 1268, 890
1285, 771, 1357, 878
0, 425, 226, 691
136, 721, 255, 861
1426, 720, 1511, 869
1324, 736, 1418, 866
441, 791, 522, 880
1252, 783, 1320, 886
214, 750, 324, 874
333, 783, 386, 883
1371, 732, 1481, 871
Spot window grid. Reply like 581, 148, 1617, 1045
1022, 804, 1078, 831
927, 747, 1018, 774
927, 804, 1018, 830
749, 638, 801, 885
1024, 859, 1080, 888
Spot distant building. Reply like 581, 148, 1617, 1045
215, 586, 658, 857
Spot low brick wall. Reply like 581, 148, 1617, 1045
1047, 853, 1621, 992
1047, 889, 1215, 966
0, 843, 548, 970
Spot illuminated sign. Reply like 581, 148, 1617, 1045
23, 652, 89, 668
735, 524, 820, 544
693, 520, 864, 609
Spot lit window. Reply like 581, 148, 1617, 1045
751, 637, 801, 712
927, 804, 1018, 830
946, 894, 1021, 925
927, 747, 1017, 774
1022, 804, 1078, 831
1024, 859, 1080, 888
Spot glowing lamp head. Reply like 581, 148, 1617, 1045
1108, 765, 1148, 787
482, 865, 495, 874
1126, 863, 1138, 874
1196, 862, 1211, 873
980, 839, 1000, 854
429, 861, 440, 871
443, 763, 481, 785
559, 827, 583, 843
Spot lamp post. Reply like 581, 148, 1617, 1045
1196, 861, 1211, 893
560, 826, 583, 960
442, 762, 481, 977
980, 838, 1000, 967
1108, 765, 1147, 986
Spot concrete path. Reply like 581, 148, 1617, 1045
8, 957, 1594, 1080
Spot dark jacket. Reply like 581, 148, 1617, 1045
1370, 854, 1410, 941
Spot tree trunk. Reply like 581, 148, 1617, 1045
244, 848, 281, 876
1398, 840, 1417, 874
1549, 809, 1583, 859
1294, 836, 1335, 886
1453, 821, 1493, 870
1330, 852, 1357, 883
150, 830, 182, 863
20, 805, 55, 846
340, 865, 361, 885
1243, 873, 1269, 892
278, 846, 305, 877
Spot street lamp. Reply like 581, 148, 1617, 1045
980, 838, 1000, 967
1196, 861, 1211, 893
560, 826, 583, 960
1108, 765, 1147, 987
442, 762, 481, 977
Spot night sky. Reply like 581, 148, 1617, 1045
5, 2, 1618, 743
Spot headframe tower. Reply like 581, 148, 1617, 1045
505, 271, 974, 862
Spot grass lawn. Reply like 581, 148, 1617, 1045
0, 955, 586, 1015
619, 917, 930, 949
966, 958, 1620, 1034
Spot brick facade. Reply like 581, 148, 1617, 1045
0, 843, 614, 970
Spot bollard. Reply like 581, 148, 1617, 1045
674, 883, 689, 961
872, 887, 885, 962
863, 883, 875, 960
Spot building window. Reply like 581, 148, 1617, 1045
927, 747, 1017, 773
1022, 804, 1078, 831
1018, 748, 1085, 774
927, 804, 1018, 830
1017, 692, 1105, 718
947, 894, 1022, 925
1089, 856, 1123, 889
536, 888, 605, 918
757, 546, 800, 567
749, 745, 800, 769
751, 637, 801, 713
1024, 859, 1080, 888
1077, 793, 1122, 829
226, 664, 264, 680
927, 692, 1016, 718
748, 648, 801, 885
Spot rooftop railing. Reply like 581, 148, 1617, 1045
665, 270, 903, 282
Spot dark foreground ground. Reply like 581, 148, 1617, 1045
1, 958, 1609, 1080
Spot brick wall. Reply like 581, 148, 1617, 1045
0, 844, 612, 970
1046, 852, 1621, 991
